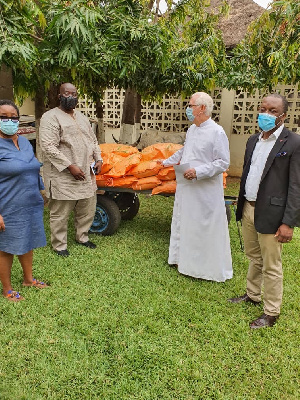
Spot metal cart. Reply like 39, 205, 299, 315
90, 187, 238, 236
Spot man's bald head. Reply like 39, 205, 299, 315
60, 83, 77, 97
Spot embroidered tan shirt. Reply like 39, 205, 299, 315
39, 107, 102, 200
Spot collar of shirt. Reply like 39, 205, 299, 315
258, 124, 284, 142
244, 124, 284, 202
194, 117, 212, 129
200, 117, 211, 126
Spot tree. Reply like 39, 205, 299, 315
159, 0, 229, 97
98, 0, 174, 142
12, 0, 103, 101
93, 0, 229, 143
0, 0, 41, 98
0, 0, 230, 144
225, 0, 299, 91
11, 0, 104, 155
0, 0, 244, 146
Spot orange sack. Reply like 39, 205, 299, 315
100, 153, 124, 174
96, 175, 137, 188
99, 143, 139, 157
105, 153, 142, 178
157, 166, 176, 181
129, 160, 162, 178
141, 143, 183, 161
110, 176, 137, 188
152, 180, 177, 195
131, 176, 161, 191
95, 175, 114, 187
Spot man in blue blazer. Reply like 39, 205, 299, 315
229, 93, 300, 329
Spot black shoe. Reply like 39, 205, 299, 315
76, 240, 96, 249
250, 313, 279, 329
228, 293, 261, 305
54, 249, 70, 257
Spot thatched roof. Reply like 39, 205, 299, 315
210, 0, 265, 48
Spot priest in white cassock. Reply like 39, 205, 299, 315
162, 92, 232, 282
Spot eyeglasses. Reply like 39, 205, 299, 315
0, 116, 19, 123
62, 92, 78, 97
188, 104, 199, 108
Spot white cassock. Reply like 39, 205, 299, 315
163, 118, 233, 282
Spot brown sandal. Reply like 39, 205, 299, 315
23, 278, 49, 289
4, 290, 24, 301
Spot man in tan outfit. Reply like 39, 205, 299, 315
40, 83, 102, 257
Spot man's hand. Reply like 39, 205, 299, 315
274, 224, 294, 243
0, 215, 5, 232
68, 164, 86, 180
94, 160, 103, 175
156, 159, 165, 166
184, 168, 196, 180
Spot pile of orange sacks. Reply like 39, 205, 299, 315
96, 143, 182, 194
96, 143, 228, 194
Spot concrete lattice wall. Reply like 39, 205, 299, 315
76, 85, 299, 176
20, 84, 299, 176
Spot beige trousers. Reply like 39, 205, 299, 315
242, 201, 283, 316
48, 194, 97, 251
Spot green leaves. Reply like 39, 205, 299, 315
0, 0, 232, 102
225, 0, 299, 90
0, 0, 38, 69
2, 0, 298, 105
49, 1, 102, 41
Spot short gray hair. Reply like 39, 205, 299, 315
192, 92, 214, 116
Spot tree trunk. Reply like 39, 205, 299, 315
35, 87, 46, 161
0, 64, 13, 100
135, 93, 142, 135
95, 98, 105, 143
120, 88, 141, 144
34, 83, 59, 160
47, 83, 60, 109
121, 87, 136, 125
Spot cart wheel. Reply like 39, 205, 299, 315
226, 204, 231, 224
113, 193, 140, 220
90, 195, 121, 236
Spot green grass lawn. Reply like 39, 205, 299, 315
1, 180, 299, 400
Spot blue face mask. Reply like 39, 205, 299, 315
258, 113, 282, 132
0, 119, 19, 136
186, 107, 195, 122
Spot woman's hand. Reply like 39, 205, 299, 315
184, 168, 196, 180
40, 190, 49, 206
0, 214, 5, 231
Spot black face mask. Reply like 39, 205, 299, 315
59, 95, 78, 111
